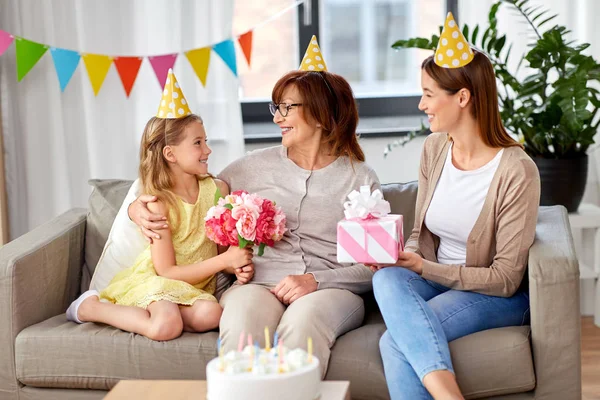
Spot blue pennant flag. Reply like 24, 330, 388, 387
213, 40, 237, 77
50, 47, 81, 92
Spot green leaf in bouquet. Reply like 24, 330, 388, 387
214, 186, 223, 206
224, 203, 233, 210
258, 243, 266, 257
238, 235, 253, 249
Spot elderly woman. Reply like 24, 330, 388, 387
128, 39, 379, 376
370, 15, 541, 400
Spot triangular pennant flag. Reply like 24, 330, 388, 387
238, 31, 253, 67
149, 53, 177, 89
213, 40, 237, 77
0, 30, 14, 57
185, 47, 211, 87
114, 56, 143, 97
156, 69, 192, 118
82, 54, 113, 96
50, 48, 80, 92
15, 37, 48, 82
435, 12, 474, 68
299, 35, 327, 71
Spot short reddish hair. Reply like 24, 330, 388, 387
272, 70, 365, 162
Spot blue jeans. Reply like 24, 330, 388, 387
373, 267, 530, 400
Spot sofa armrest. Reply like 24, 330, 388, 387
0, 208, 86, 397
528, 206, 581, 400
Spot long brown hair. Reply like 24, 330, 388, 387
138, 114, 204, 221
272, 70, 365, 161
421, 50, 521, 148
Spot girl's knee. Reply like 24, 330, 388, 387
147, 314, 183, 341
192, 301, 222, 331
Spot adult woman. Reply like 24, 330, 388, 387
371, 17, 541, 400
128, 37, 380, 376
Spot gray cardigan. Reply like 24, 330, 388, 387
218, 145, 380, 294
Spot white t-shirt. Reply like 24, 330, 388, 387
425, 144, 503, 265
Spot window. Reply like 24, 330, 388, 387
234, 0, 457, 126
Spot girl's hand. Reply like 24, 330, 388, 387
366, 251, 423, 275
128, 195, 168, 243
234, 264, 254, 284
225, 246, 253, 270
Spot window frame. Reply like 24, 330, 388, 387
241, 0, 458, 125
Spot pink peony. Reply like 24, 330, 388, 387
232, 204, 258, 242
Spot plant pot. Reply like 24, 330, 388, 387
532, 155, 588, 213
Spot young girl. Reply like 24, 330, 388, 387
66, 74, 252, 340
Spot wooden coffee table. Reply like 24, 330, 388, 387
104, 380, 350, 400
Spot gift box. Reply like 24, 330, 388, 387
337, 186, 404, 264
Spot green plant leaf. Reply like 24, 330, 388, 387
238, 235, 251, 249
462, 25, 469, 42
258, 243, 266, 257
471, 25, 480, 44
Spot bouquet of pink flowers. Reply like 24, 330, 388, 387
204, 190, 287, 256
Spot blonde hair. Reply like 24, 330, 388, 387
138, 114, 204, 223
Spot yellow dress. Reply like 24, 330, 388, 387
100, 177, 218, 309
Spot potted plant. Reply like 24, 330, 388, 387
389, 0, 600, 212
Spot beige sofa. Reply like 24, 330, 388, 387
0, 180, 582, 400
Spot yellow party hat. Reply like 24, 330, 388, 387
156, 69, 192, 119
299, 35, 328, 72
434, 12, 474, 68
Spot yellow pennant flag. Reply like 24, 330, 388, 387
82, 54, 113, 96
185, 47, 211, 87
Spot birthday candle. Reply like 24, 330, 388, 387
307, 337, 313, 363
217, 337, 224, 371
238, 331, 245, 352
278, 339, 284, 370
247, 333, 253, 348
265, 326, 271, 352
273, 331, 279, 348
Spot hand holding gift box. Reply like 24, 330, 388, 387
337, 186, 404, 264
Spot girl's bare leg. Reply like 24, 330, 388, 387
78, 296, 184, 341
179, 300, 223, 333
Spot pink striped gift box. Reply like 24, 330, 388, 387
337, 215, 404, 264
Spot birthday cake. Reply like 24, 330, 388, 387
206, 342, 320, 400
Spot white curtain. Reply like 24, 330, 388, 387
0, 0, 244, 240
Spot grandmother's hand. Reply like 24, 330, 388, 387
234, 264, 254, 284
366, 251, 423, 275
128, 195, 168, 243
271, 274, 318, 305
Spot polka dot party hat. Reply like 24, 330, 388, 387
434, 12, 474, 68
299, 35, 328, 72
156, 69, 192, 119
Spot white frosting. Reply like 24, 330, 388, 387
206, 347, 320, 400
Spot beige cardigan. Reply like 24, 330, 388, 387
405, 132, 541, 297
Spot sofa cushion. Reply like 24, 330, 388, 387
381, 181, 418, 241
82, 179, 133, 292
15, 315, 217, 390
326, 324, 534, 400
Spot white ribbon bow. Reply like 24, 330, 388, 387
343, 185, 391, 219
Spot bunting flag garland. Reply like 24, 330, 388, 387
213, 39, 237, 76
149, 54, 178, 89
238, 31, 253, 67
16, 38, 48, 81
0, 0, 312, 94
0, 30, 13, 57
185, 47, 211, 87
50, 47, 80, 92
82, 54, 113, 96
114, 56, 143, 97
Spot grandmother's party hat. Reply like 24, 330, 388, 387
434, 12, 474, 68
299, 35, 328, 72
156, 69, 192, 119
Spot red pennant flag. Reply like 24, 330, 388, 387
114, 56, 143, 97
238, 31, 253, 67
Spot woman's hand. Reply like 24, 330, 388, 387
224, 246, 254, 270
128, 195, 168, 243
366, 251, 424, 275
234, 264, 254, 284
271, 274, 318, 305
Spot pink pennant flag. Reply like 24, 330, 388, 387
149, 53, 177, 89
0, 30, 14, 56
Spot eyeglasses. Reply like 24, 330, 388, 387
268, 102, 303, 117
